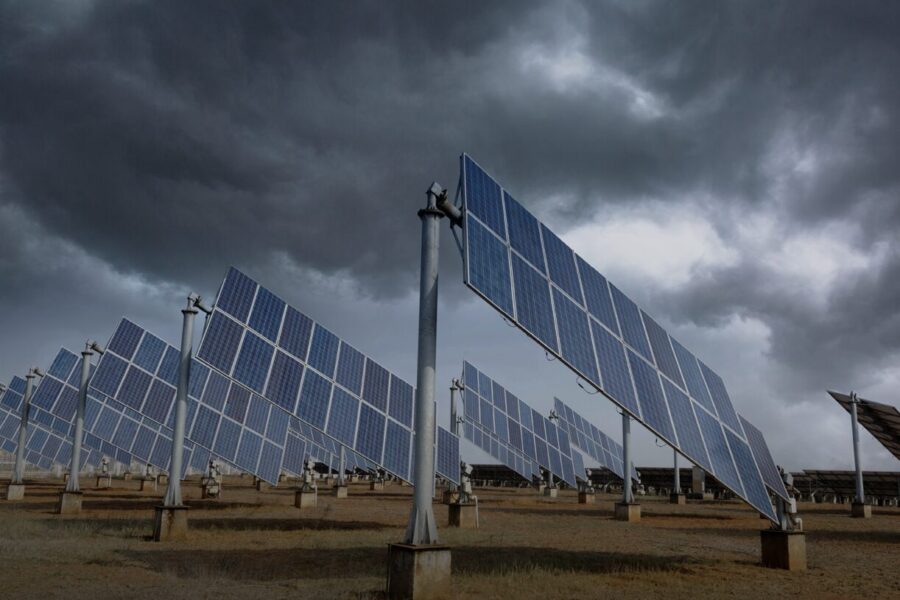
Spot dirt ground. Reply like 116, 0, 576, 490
0, 475, 897, 599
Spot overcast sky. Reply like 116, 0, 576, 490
1, 1, 898, 472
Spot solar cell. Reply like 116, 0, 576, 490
460, 154, 777, 521
740, 415, 790, 501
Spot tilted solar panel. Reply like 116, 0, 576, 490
740, 415, 790, 501
461, 361, 578, 487
553, 397, 638, 482
460, 154, 777, 520
829, 391, 900, 461
0, 376, 74, 470
196, 268, 424, 482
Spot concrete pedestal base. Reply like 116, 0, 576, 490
851, 502, 871, 518
543, 486, 558, 498
5, 483, 25, 501
614, 502, 641, 522
536, 483, 546, 493
95, 476, 111, 489
350, 474, 360, 483
295, 489, 317, 508
386, 543, 451, 600
441, 490, 459, 505
448, 502, 478, 528
201, 484, 218, 499
371, 481, 385, 491
123, 472, 133, 481
577, 491, 595, 504
760, 530, 806, 571
333, 485, 348, 498
152, 505, 189, 541
57, 491, 83, 514
669, 493, 686, 505
156, 474, 168, 486
140, 478, 157, 492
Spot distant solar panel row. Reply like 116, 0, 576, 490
461, 154, 777, 520
197, 268, 418, 482
461, 361, 579, 487
829, 391, 900, 461
461, 418, 536, 482
553, 397, 636, 482
0, 377, 77, 470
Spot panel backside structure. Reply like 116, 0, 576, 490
197, 267, 455, 484
461, 361, 578, 487
460, 154, 777, 520
829, 391, 900, 461
553, 397, 638, 483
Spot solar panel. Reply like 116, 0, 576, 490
197, 267, 455, 485
0, 377, 74, 470
460, 154, 776, 521
436, 426, 460, 485
553, 397, 637, 482
829, 391, 900, 461
461, 361, 578, 487
740, 415, 790, 501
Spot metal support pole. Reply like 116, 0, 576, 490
850, 392, 865, 504
338, 445, 346, 487
402, 183, 445, 546
622, 413, 633, 504
12, 371, 38, 485
673, 449, 680, 494
449, 381, 459, 436
65, 344, 94, 493
162, 297, 198, 507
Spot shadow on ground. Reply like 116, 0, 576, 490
189, 517, 389, 532
124, 544, 693, 582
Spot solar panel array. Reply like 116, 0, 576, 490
90, 320, 292, 482
553, 397, 637, 482
0, 376, 80, 470
197, 267, 421, 482
829, 391, 900, 461
740, 415, 790, 501
460, 154, 777, 520
436, 426, 461, 485
282, 417, 379, 476
461, 361, 578, 487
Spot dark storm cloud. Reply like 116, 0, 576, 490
1, 0, 899, 427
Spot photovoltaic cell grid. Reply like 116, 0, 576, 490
34, 347, 199, 477
0, 378, 71, 470
829, 391, 900, 461
460, 154, 777, 520
461, 361, 579, 487
553, 397, 638, 482
90, 320, 294, 482
739, 415, 790, 500
196, 268, 419, 482
282, 417, 379, 475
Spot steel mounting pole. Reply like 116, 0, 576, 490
12, 370, 39, 485
403, 182, 445, 546
162, 296, 198, 507
65, 343, 94, 492
622, 412, 633, 504
850, 392, 865, 504
338, 445, 346, 487
673, 449, 680, 495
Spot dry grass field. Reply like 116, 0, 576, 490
0, 475, 897, 599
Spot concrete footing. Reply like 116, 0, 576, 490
123, 472, 133, 481
5, 483, 25, 501
152, 505, 189, 541
371, 480, 385, 491
350, 474, 360, 483
140, 478, 157, 492
614, 502, 641, 522
760, 530, 806, 571
57, 491, 83, 514
95, 475, 111, 489
156, 474, 168, 486
543, 486, 558, 498
669, 493, 686, 505
386, 543, 451, 600
333, 485, 348, 499
295, 489, 317, 509
577, 491, 595, 504
201, 484, 218, 499
448, 502, 478, 528
851, 502, 872, 518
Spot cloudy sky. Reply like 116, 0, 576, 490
1, 1, 898, 473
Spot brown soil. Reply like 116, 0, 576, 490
0, 475, 897, 599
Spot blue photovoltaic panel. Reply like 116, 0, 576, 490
694, 407, 744, 498
553, 397, 637, 482
461, 154, 777, 521
660, 380, 712, 473
89, 320, 291, 483
725, 428, 776, 518
0, 378, 73, 470
740, 415, 790, 501
460, 362, 576, 487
